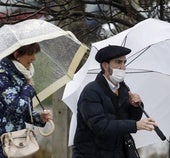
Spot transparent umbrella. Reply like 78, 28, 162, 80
0, 19, 88, 105
0, 19, 88, 136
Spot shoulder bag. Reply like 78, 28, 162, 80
1, 99, 39, 158
124, 134, 140, 158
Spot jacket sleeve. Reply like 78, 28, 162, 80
26, 109, 46, 127
128, 102, 144, 121
0, 75, 46, 127
122, 81, 143, 121
78, 85, 137, 139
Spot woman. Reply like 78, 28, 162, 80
0, 43, 52, 158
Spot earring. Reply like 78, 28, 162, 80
17, 58, 20, 61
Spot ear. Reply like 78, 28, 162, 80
102, 62, 109, 71
13, 51, 19, 60
102, 62, 112, 76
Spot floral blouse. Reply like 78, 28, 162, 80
0, 57, 45, 135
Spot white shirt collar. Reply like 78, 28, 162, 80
103, 74, 119, 93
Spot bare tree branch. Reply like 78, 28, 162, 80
0, 0, 169, 45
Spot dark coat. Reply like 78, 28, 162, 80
72, 72, 143, 158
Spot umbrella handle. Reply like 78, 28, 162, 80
34, 94, 55, 136
127, 86, 167, 142
138, 103, 166, 141
38, 120, 55, 137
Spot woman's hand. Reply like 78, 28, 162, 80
40, 110, 53, 123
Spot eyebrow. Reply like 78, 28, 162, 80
114, 59, 127, 63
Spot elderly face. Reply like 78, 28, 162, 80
102, 55, 127, 78
14, 51, 36, 69
109, 56, 127, 70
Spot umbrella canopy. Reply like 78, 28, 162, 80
0, 19, 88, 105
62, 18, 170, 148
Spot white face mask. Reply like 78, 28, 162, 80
110, 68, 125, 85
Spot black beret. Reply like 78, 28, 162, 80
95, 45, 131, 63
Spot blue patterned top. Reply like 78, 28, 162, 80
0, 57, 45, 135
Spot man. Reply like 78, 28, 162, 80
72, 45, 156, 158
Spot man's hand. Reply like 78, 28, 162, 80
128, 91, 142, 107
136, 118, 157, 131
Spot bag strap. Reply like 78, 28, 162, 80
28, 93, 45, 125
28, 92, 45, 124
28, 98, 33, 124
124, 134, 140, 158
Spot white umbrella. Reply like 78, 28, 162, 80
0, 19, 88, 105
62, 18, 170, 148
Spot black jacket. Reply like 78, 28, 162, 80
72, 72, 143, 158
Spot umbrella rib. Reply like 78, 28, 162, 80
121, 35, 127, 47
126, 46, 151, 66
126, 70, 154, 74
121, 32, 151, 67
126, 70, 170, 77
87, 70, 155, 74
